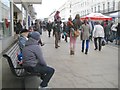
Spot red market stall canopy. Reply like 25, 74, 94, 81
80, 13, 112, 21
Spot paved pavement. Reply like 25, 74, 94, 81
1, 31, 118, 89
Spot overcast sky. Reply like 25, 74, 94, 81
33, 0, 68, 19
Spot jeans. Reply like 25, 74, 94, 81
82, 40, 89, 51
25, 64, 55, 87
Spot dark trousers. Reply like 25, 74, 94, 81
65, 35, 68, 42
94, 37, 102, 51
25, 64, 55, 87
48, 30, 51, 37
55, 31, 59, 47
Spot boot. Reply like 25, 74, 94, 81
72, 51, 75, 55
85, 49, 88, 54
70, 50, 72, 55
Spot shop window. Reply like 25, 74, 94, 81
1, 1, 11, 38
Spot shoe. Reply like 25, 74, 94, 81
55, 45, 60, 49
110, 40, 113, 43
41, 43, 45, 46
85, 52, 87, 54
38, 86, 51, 90
81, 49, 84, 52
99, 49, 101, 51
94, 48, 97, 50
85, 49, 88, 54
72, 51, 75, 55
55, 46, 58, 49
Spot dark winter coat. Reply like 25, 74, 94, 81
22, 38, 47, 67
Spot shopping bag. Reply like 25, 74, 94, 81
101, 38, 106, 46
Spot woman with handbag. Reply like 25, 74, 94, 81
68, 14, 82, 55
67, 17, 75, 55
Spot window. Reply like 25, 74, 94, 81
87, 10, 89, 14
103, 4, 105, 12
113, 1, 115, 10
1, 0, 10, 7
91, 7, 93, 12
108, 2, 110, 12
70, 4, 71, 8
94, 7, 96, 12
98, 5, 100, 12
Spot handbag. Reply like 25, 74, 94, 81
74, 29, 80, 37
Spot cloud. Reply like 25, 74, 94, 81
33, 0, 68, 19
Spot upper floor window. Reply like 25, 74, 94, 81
103, 3, 105, 12
1, 0, 10, 7
91, 7, 93, 12
94, 7, 96, 12
98, 5, 100, 12
108, 2, 110, 12
113, 1, 115, 10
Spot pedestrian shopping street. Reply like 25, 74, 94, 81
2, 31, 118, 88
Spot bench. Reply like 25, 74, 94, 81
2, 40, 41, 89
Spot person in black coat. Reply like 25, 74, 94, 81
47, 21, 52, 37
16, 19, 23, 34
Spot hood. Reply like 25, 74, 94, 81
25, 37, 39, 46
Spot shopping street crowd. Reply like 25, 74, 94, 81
14, 11, 120, 89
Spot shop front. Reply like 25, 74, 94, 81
0, 0, 12, 54
0, 0, 42, 54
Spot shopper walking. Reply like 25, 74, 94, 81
67, 17, 74, 55
93, 22, 104, 51
54, 11, 61, 48
69, 14, 82, 55
81, 20, 90, 54
16, 19, 23, 34
46, 21, 52, 37
63, 22, 68, 42
116, 23, 120, 45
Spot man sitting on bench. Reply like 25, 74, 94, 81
22, 31, 55, 88
18, 29, 29, 64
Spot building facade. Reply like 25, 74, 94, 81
48, 0, 120, 22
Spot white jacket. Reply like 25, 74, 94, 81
93, 24, 104, 38
111, 24, 117, 31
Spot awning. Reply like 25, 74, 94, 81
109, 12, 120, 18
80, 13, 112, 21
13, 0, 42, 4
13, 4, 22, 13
